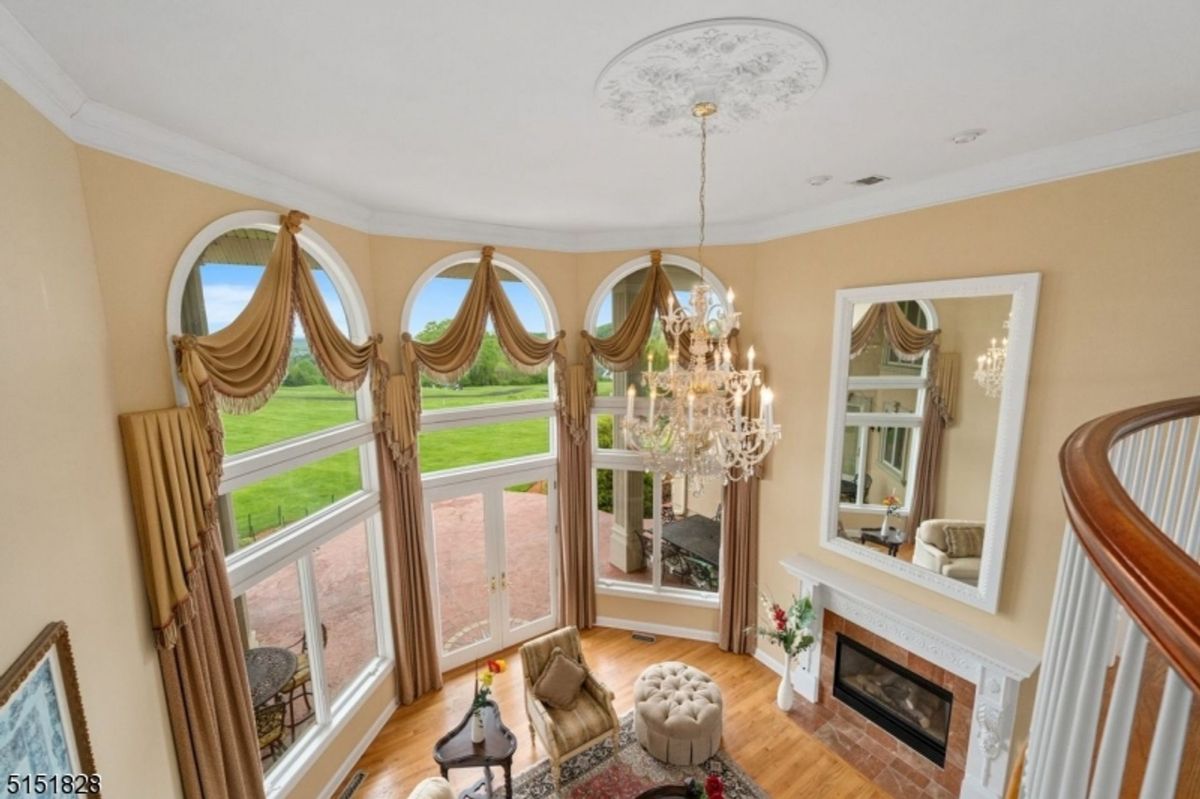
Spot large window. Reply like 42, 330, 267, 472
840, 301, 932, 513
170, 215, 390, 796
405, 253, 559, 670
587, 256, 729, 605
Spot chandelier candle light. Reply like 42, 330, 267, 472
974, 317, 1009, 398
622, 100, 781, 488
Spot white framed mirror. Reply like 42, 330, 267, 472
819, 273, 1040, 612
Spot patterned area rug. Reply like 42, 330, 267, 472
512, 712, 767, 798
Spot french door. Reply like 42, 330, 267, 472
425, 463, 558, 671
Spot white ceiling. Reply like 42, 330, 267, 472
4, 0, 1200, 247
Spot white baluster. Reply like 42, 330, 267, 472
1024, 533, 1084, 797
1056, 440, 1138, 792
1139, 670, 1194, 799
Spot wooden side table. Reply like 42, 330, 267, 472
433, 700, 517, 799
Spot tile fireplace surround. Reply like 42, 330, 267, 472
772, 556, 1039, 799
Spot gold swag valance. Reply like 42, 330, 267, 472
401, 246, 567, 386
174, 210, 389, 486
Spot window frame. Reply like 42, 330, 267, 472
401, 250, 563, 667
166, 211, 393, 799
585, 253, 732, 608
839, 299, 937, 516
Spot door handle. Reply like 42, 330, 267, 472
500, 571, 508, 590
489, 576, 497, 593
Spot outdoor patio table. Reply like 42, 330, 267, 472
662, 514, 720, 566
245, 646, 298, 708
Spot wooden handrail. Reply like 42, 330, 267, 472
1059, 396, 1200, 695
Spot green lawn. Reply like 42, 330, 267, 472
224, 382, 575, 542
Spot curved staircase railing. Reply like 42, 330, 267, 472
1021, 397, 1200, 799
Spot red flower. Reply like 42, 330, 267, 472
705, 774, 724, 799
486, 659, 504, 674
772, 605, 787, 632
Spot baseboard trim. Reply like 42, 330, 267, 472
596, 616, 720, 644
754, 648, 785, 677
314, 696, 399, 799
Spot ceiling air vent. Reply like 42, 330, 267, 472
850, 174, 890, 186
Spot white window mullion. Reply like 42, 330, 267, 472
221, 422, 374, 493
652, 472, 663, 591
365, 512, 393, 664
856, 425, 869, 505
226, 491, 380, 595
296, 553, 330, 726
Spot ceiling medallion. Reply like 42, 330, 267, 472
595, 18, 827, 136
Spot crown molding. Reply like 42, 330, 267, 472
3, 6, 1199, 252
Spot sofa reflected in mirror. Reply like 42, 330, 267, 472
820, 274, 1040, 613
911, 519, 985, 584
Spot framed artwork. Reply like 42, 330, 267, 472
0, 622, 100, 796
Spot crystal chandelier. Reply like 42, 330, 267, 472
621, 100, 781, 488
974, 318, 1009, 398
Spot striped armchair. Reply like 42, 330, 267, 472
519, 626, 620, 789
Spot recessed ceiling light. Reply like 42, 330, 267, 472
807, 174, 832, 186
951, 128, 987, 144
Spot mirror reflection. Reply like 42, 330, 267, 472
835, 296, 1012, 586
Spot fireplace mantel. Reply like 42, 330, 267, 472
779, 555, 1039, 799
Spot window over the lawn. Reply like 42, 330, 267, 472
586, 255, 731, 604
403, 252, 561, 671
169, 214, 390, 792
404, 254, 557, 474
840, 300, 934, 513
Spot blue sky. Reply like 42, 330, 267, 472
407, 274, 548, 335
200, 263, 348, 334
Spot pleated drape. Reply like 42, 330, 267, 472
377, 372, 443, 702
557, 364, 597, 628
120, 409, 264, 799
906, 353, 959, 535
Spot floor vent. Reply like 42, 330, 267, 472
337, 770, 368, 799
850, 174, 890, 186
632, 631, 657, 643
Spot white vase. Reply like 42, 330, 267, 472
471, 709, 485, 743
776, 653, 795, 711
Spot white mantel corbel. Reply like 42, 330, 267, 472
780, 555, 1039, 799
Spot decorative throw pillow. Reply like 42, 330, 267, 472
944, 525, 984, 558
533, 647, 588, 710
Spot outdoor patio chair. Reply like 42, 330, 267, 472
255, 703, 287, 763
279, 623, 327, 736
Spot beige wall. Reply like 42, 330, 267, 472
936, 294, 1009, 521
754, 152, 1200, 655
0, 84, 181, 798
7, 69, 1200, 796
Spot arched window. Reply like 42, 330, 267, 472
402, 251, 559, 669
168, 212, 389, 785
841, 300, 936, 516
585, 255, 731, 606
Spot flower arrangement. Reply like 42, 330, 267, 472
755, 593, 815, 659
882, 493, 902, 529
472, 658, 507, 713
682, 773, 725, 798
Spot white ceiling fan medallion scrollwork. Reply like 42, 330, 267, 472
595, 18, 828, 136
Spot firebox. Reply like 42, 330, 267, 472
832, 633, 953, 766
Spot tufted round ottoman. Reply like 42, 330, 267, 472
633, 662, 723, 765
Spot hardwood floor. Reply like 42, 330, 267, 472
346, 627, 885, 798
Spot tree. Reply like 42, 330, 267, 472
283, 355, 324, 386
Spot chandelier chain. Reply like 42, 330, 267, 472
698, 113, 707, 283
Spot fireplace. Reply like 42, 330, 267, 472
832, 633, 953, 767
